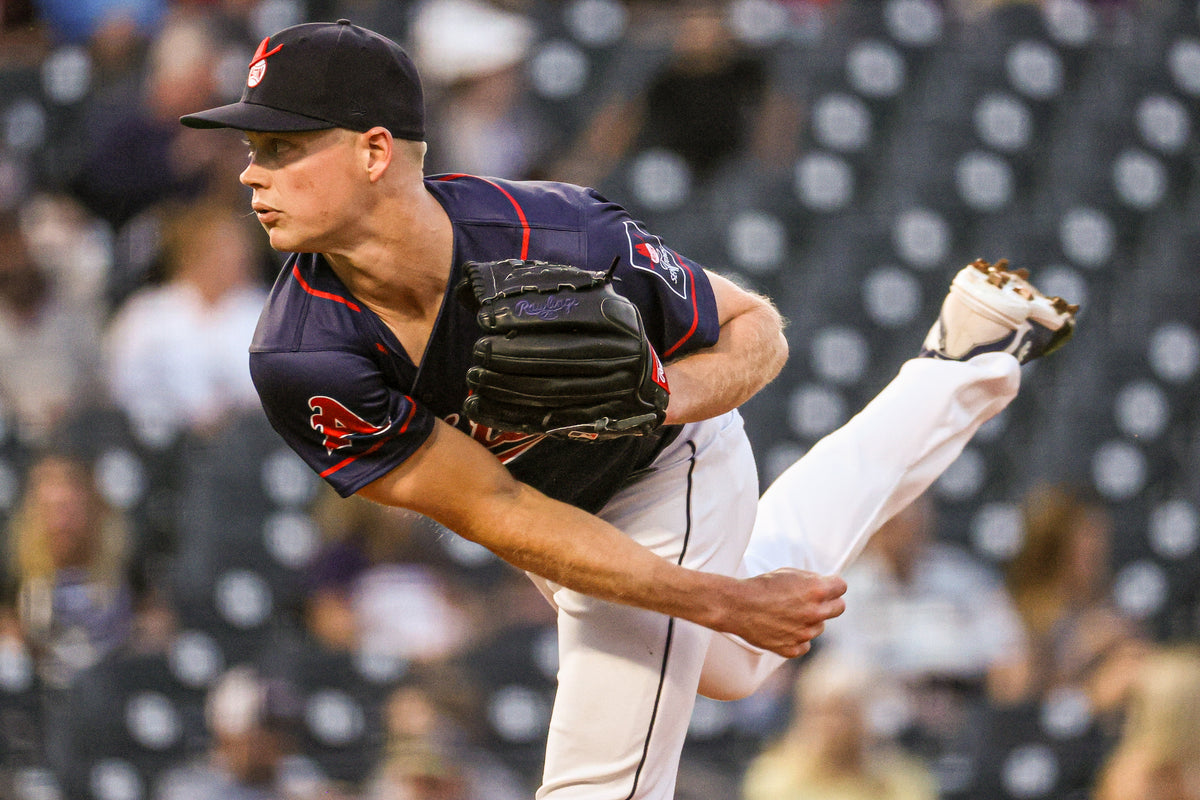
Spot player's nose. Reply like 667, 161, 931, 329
239, 159, 268, 189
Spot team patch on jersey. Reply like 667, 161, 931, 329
445, 413, 544, 464
309, 396, 384, 454
623, 221, 689, 300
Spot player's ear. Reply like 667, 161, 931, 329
362, 126, 393, 182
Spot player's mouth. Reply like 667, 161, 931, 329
252, 202, 280, 224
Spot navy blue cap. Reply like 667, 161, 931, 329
181, 20, 425, 140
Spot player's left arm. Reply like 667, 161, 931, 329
661, 270, 788, 425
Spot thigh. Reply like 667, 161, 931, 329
536, 413, 758, 800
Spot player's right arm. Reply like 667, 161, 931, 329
357, 417, 846, 658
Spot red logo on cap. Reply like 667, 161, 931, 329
247, 36, 283, 88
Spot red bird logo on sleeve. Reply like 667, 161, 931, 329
309, 396, 384, 454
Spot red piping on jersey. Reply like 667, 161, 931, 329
320, 440, 384, 478
437, 173, 700, 355
437, 174, 531, 259
662, 265, 699, 358
319, 398, 419, 479
292, 264, 362, 312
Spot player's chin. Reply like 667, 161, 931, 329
264, 227, 305, 252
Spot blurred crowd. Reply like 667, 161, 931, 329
1, 0, 1199, 799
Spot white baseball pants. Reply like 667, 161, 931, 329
532, 353, 1021, 799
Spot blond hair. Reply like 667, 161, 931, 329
1095, 645, 1200, 800
9, 453, 128, 589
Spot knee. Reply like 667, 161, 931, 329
698, 682, 755, 702
697, 668, 763, 701
698, 636, 787, 700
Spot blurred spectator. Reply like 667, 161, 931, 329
825, 493, 1025, 686
31, 0, 165, 45
304, 526, 482, 665
1, 0, 36, 30
741, 650, 938, 800
8, 451, 133, 688
366, 740, 480, 800
362, 673, 529, 800
636, 0, 767, 175
1094, 644, 1200, 800
550, 0, 771, 188
71, 13, 242, 230
1054, 605, 1150, 726
928, 483, 1146, 800
156, 664, 347, 800
0, 207, 102, 444
103, 200, 267, 441
18, 193, 111, 312
409, 0, 545, 179
1, 0, 46, 65
989, 482, 1125, 705
821, 494, 1026, 764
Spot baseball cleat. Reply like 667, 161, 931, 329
920, 258, 1078, 364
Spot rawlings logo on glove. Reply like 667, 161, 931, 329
514, 295, 581, 320
457, 258, 670, 441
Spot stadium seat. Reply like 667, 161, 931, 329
51, 651, 207, 799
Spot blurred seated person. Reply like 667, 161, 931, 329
550, 0, 770, 188
742, 650, 938, 800
364, 673, 529, 800
1095, 644, 1200, 800
366, 740, 478, 800
304, 489, 490, 666
825, 493, 1024, 687
988, 482, 1124, 705
1054, 604, 1150, 727
821, 493, 1024, 754
304, 529, 482, 665
9, 451, 133, 688
31, 0, 164, 45
408, 0, 544, 180
71, 14, 242, 230
156, 665, 349, 800
0, 208, 102, 444
103, 201, 267, 441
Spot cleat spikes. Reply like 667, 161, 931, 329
1048, 296, 1080, 316
919, 257, 1079, 365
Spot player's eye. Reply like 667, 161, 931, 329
245, 138, 290, 166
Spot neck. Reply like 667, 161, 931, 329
322, 178, 453, 319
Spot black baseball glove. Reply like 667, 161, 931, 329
457, 258, 670, 440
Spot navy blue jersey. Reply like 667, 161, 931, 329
249, 175, 720, 513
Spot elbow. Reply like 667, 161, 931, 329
760, 301, 788, 382
770, 328, 789, 378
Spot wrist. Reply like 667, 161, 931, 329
661, 364, 696, 425
663, 564, 737, 631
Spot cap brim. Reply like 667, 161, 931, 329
180, 101, 337, 132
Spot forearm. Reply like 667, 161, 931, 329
454, 481, 735, 626
358, 420, 843, 658
358, 421, 729, 628
663, 291, 787, 424
441, 483, 838, 659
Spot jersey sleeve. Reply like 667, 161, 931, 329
582, 190, 721, 360
249, 348, 436, 497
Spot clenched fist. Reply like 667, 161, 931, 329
717, 568, 848, 658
